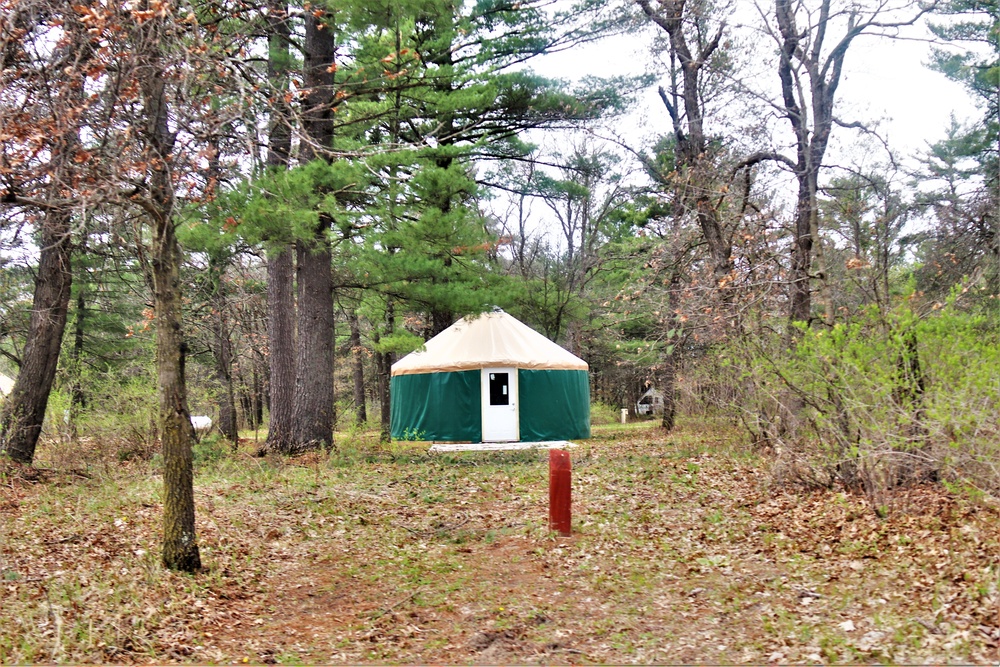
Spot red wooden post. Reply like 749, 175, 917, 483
549, 448, 571, 537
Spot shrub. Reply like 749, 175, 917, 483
590, 402, 624, 425
723, 302, 1000, 500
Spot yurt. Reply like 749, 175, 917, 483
390, 310, 590, 443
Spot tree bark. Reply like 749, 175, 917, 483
775, 0, 857, 326
348, 309, 367, 426
0, 17, 83, 464
69, 287, 86, 439
263, 248, 295, 451
788, 187, 815, 323
153, 218, 201, 572
251, 364, 264, 428
260, 0, 297, 454
637, 0, 732, 291
287, 10, 338, 452
71, 288, 86, 411
375, 301, 394, 443
660, 278, 681, 432
0, 210, 73, 463
659, 349, 677, 432
210, 267, 238, 443
140, 18, 200, 572
429, 306, 454, 338
893, 327, 929, 482
291, 240, 335, 449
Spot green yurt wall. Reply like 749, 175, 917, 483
390, 370, 482, 442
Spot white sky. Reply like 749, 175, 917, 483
493, 10, 982, 251
529, 16, 980, 164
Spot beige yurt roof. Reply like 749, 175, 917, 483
0, 372, 14, 396
391, 310, 588, 376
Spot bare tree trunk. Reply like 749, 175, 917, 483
636, 0, 732, 289
251, 365, 264, 428
564, 320, 580, 356
140, 18, 200, 572
69, 287, 86, 439
237, 370, 252, 430
0, 210, 73, 463
789, 188, 814, 323
660, 279, 680, 432
660, 350, 677, 432
153, 218, 200, 572
238, 363, 263, 431
348, 310, 367, 427
0, 14, 82, 464
211, 273, 238, 444
770, 0, 924, 327
376, 301, 394, 443
893, 327, 930, 483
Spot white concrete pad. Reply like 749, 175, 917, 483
428, 441, 577, 452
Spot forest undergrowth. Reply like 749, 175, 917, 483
1, 419, 999, 664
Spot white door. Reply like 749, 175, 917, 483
481, 367, 518, 442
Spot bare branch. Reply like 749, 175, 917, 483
730, 151, 797, 176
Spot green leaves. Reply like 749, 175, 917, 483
227, 159, 371, 249
372, 329, 425, 354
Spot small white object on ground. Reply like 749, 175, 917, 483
190, 415, 212, 432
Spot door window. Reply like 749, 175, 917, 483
488, 372, 509, 405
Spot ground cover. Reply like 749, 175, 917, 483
1, 419, 999, 664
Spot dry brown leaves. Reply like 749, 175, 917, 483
1, 422, 999, 664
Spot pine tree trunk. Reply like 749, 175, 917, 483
285, 10, 337, 452
376, 301, 394, 443
291, 239, 335, 450
263, 247, 295, 452
429, 307, 453, 338
259, 0, 296, 454
211, 276, 238, 444
0, 210, 73, 464
348, 310, 367, 427
376, 349, 392, 443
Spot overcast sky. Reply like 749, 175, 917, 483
528, 14, 980, 165
492, 12, 982, 250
